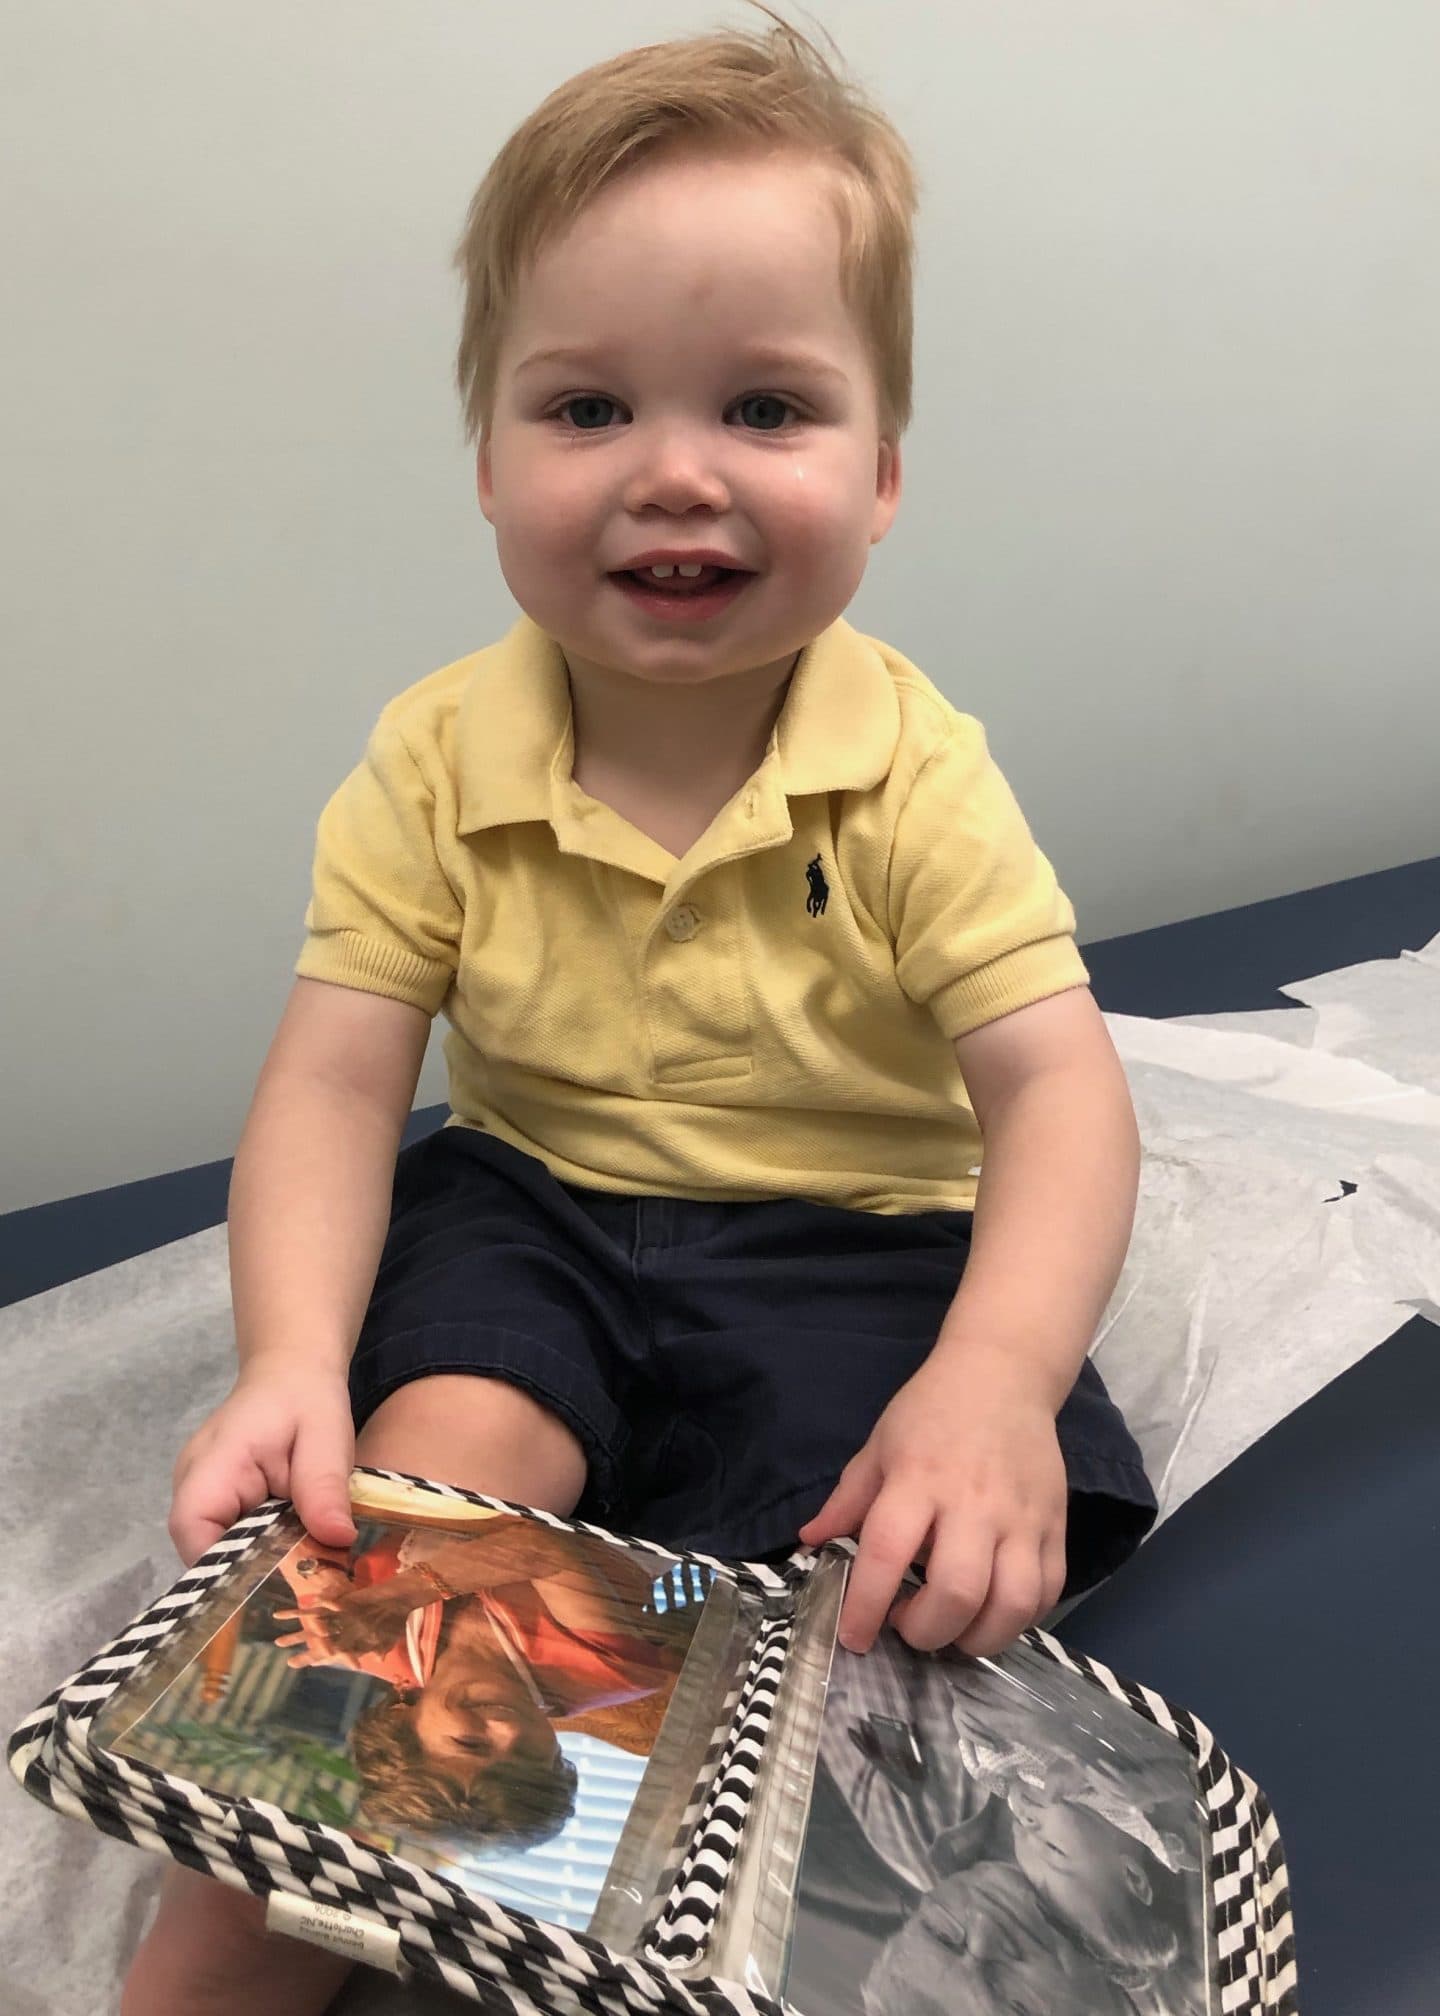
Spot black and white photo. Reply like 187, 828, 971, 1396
787, 1630, 1210, 2015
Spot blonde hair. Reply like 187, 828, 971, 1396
453, 2, 920, 447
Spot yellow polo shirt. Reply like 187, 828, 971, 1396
296, 613, 1087, 1212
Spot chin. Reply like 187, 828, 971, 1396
570, 638, 764, 685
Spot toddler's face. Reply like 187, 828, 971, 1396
478, 145, 901, 688
863, 1859, 1137, 2016
1007, 1783, 1180, 1972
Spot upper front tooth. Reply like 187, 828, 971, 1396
648, 562, 705, 578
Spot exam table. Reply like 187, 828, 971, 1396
3, 851, 1437, 2016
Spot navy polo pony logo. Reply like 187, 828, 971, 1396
805, 854, 830, 917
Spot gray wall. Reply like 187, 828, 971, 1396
4, 0, 1437, 1213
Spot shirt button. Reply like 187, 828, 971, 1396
664, 904, 702, 942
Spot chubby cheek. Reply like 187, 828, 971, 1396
491, 499, 595, 623
746, 473, 840, 593
487, 443, 589, 560
494, 514, 567, 600
772, 444, 877, 576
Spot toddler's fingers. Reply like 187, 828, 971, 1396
169, 1504, 229, 1569
291, 1414, 357, 1548
838, 1489, 931, 1654
1039, 1529, 1068, 1619
797, 1449, 881, 1550
955, 1535, 1046, 1660
169, 1455, 269, 1566
891, 1521, 996, 1653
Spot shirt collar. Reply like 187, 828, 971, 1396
454, 610, 901, 838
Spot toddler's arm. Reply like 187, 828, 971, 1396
168, 976, 430, 1564
802, 985, 1139, 1658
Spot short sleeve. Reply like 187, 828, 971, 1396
889, 716, 1089, 1040
294, 715, 461, 1014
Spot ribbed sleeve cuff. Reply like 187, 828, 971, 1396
930, 938, 1090, 1041
295, 930, 453, 1015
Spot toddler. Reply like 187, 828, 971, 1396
126, 8, 1156, 2009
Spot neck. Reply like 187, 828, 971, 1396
566, 650, 801, 791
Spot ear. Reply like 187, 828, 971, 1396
870, 435, 902, 545
1123, 1858, 1154, 1906
476, 436, 494, 525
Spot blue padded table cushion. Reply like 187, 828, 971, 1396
0, 1105, 445, 1309
1081, 850, 1439, 1018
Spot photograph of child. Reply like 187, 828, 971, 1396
785, 1631, 1210, 2016
112, 1509, 709, 1917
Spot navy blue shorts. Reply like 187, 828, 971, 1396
350, 1128, 1156, 1593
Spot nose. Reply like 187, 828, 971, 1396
622, 418, 732, 518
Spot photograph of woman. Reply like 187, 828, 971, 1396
111, 1501, 711, 1923
270, 1515, 698, 1843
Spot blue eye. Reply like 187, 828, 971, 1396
734, 393, 796, 431
551, 393, 800, 431
557, 395, 619, 430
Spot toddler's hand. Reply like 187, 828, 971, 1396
169, 1359, 358, 1566
798, 1352, 1068, 1661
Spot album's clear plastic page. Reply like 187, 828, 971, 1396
92, 1478, 762, 1944
784, 1626, 1213, 2015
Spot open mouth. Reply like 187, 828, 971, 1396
614, 563, 747, 589
607, 566, 755, 621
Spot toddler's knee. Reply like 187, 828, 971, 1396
355, 1372, 587, 1513
123, 1871, 341, 2016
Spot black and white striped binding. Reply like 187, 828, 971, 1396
644, 1615, 793, 1967
1036, 1639, 1298, 2015
8, 1470, 1294, 2015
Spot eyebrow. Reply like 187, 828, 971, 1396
514, 342, 850, 385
